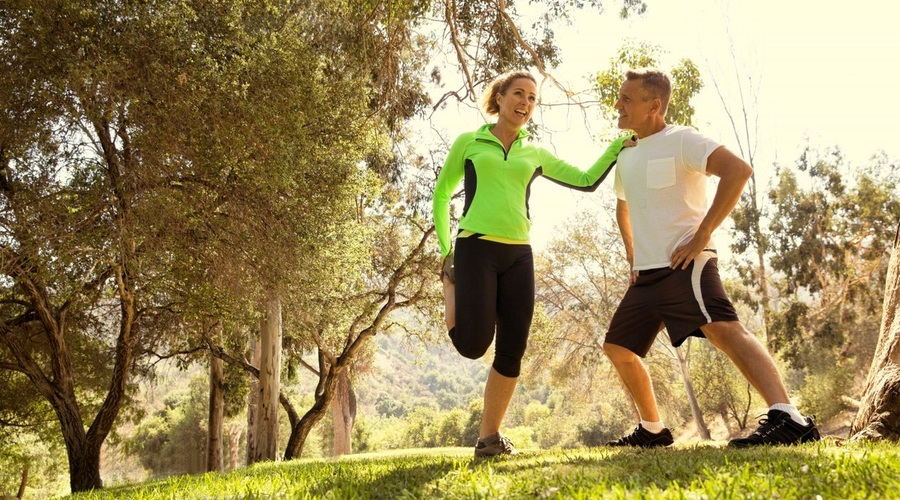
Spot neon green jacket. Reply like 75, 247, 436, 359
433, 124, 628, 257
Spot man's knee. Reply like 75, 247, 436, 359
603, 342, 638, 364
702, 321, 750, 350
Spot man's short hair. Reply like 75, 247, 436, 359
625, 69, 671, 117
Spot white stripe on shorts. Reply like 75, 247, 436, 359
690, 251, 716, 323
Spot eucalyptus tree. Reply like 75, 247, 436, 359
0, 0, 397, 491
764, 149, 899, 419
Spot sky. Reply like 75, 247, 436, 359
554, 0, 900, 162
427, 0, 900, 253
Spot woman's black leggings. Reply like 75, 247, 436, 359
449, 236, 534, 378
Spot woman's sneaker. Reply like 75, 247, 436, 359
606, 424, 674, 448
474, 433, 517, 458
728, 409, 820, 447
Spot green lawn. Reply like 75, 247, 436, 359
71, 440, 900, 499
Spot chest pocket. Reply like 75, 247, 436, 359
646, 157, 676, 189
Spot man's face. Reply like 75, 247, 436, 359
614, 79, 652, 131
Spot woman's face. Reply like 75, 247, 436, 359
496, 78, 537, 128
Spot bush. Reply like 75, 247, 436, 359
354, 415, 405, 451
503, 426, 537, 449
434, 408, 468, 446
798, 364, 853, 423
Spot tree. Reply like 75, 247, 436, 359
281, 201, 439, 459
255, 298, 282, 462
331, 369, 356, 456
0, 2, 160, 489
437, 0, 647, 111
851, 222, 900, 441
766, 150, 899, 371
709, 45, 774, 345
690, 337, 753, 432
0, 0, 402, 490
125, 376, 211, 478
530, 210, 628, 392
206, 321, 225, 472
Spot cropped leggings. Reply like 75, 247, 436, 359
449, 235, 535, 378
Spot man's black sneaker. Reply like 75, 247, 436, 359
474, 432, 517, 458
728, 409, 821, 448
607, 424, 674, 448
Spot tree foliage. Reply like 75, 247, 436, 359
0, 0, 423, 491
764, 148, 899, 373
593, 40, 701, 131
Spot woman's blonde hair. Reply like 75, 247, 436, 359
480, 70, 537, 115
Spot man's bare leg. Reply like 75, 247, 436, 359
701, 321, 790, 406
603, 342, 661, 421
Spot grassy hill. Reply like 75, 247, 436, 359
70, 440, 900, 499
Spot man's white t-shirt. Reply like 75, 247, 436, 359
613, 125, 722, 270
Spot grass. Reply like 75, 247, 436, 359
69, 440, 900, 499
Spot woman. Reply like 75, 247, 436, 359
432, 70, 633, 457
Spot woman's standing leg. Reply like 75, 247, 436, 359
479, 245, 534, 440
479, 368, 519, 439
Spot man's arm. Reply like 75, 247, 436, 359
670, 146, 753, 270
616, 198, 638, 284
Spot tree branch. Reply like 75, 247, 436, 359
444, 0, 477, 103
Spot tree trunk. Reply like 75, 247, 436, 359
62, 429, 103, 493
207, 348, 225, 472
284, 370, 338, 460
254, 296, 282, 461
850, 222, 900, 441
228, 423, 242, 470
747, 176, 773, 346
331, 370, 356, 456
676, 339, 711, 440
16, 464, 27, 499
246, 335, 260, 464
282, 229, 431, 459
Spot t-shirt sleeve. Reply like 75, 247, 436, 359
680, 128, 722, 174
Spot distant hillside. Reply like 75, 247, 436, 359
355, 334, 488, 417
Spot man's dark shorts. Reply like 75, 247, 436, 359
605, 250, 739, 357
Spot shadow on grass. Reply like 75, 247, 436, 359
305, 453, 471, 499
466, 443, 839, 494
77, 442, 899, 499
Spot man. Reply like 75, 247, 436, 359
602, 69, 820, 448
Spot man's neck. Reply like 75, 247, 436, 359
634, 120, 667, 139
